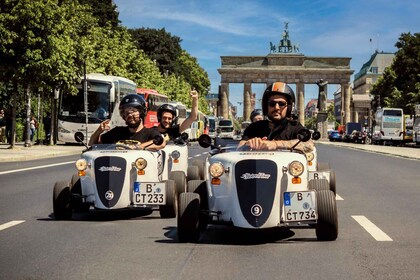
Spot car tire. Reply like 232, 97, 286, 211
329, 170, 336, 195
191, 159, 205, 180
177, 192, 200, 243
187, 180, 208, 230
187, 165, 200, 181
315, 190, 338, 241
317, 162, 331, 171
70, 174, 90, 213
53, 181, 73, 220
169, 171, 187, 194
308, 179, 330, 192
159, 180, 177, 219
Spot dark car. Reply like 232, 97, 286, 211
329, 130, 342, 142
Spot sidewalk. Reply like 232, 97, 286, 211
0, 142, 84, 162
317, 140, 420, 161
0, 140, 419, 163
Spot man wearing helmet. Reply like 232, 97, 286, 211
154, 89, 199, 139
238, 82, 314, 152
88, 94, 165, 150
250, 109, 264, 123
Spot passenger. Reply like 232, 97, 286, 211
154, 89, 199, 139
89, 94, 165, 150
238, 82, 314, 152
250, 109, 264, 123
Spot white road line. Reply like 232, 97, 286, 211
0, 161, 74, 175
193, 154, 201, 157
352, 215, 393, 241
336, 194, 344, 200
0, 220, 25, 231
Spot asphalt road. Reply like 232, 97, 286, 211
0, 142, 419, 279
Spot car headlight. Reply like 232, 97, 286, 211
171, 150, 180, 160
209, 162, 224, 178
75, 159, 87, 171
306, 152, 314, 162
134, 158, 147, 170
289, 161, 304, 177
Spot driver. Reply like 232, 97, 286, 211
238, 82, 314, 152
154, 89, 199, 140
89, 94, 165, 150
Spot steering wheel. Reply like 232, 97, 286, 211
114, 139, 141, 150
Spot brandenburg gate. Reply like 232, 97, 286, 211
217, 24, 354, 126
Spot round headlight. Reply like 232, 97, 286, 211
171, 150, 180, 160
289, 161, 304, 177
75, 159, 87, 171
209, 162, 224, 178
134, 158, 147, 170
306, 152, 314, 162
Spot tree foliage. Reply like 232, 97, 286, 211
371, 32, 420, 114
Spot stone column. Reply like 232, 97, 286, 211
220, 83, 229, 119
296, 82, 305, 125
345, 83, 351, 124
340, 83, 346, 124
243, 83, 252, 121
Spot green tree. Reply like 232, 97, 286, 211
79, 0, 120, 28
371, 32, 420, 114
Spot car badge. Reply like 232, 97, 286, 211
105, 191, 114, 200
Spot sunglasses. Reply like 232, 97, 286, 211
268, 100, 288, 108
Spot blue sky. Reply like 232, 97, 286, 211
114, 0, 419, 117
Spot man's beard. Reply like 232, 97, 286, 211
126, 118, 142, 128
268, 113, 283, 125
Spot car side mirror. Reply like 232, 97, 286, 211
181, 132, 189, 141
198, 134, 212, 148
297, 129, 311, 142
312, 131, 321, 140
153, 135, 164, 145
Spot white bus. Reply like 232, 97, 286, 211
57, 73, 137, 143
372, 107, 404, 145
217, 119, 235, 139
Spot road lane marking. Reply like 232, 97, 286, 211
0, 220, 25, 231
352, 215, 393, 241
0, 161, 74, 175
336, 194, 344, 200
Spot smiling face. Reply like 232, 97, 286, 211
267, 94, 288, 123
121, 107, 142, 128
160, 111, 174, 129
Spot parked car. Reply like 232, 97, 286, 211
350, 130, 366, 144
328, 130, 342, 142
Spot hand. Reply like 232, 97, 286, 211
190, 89, 198, 99
244, 138, 276, 151
99, 119, 111, 132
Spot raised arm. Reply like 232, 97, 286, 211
179, 90, 198, 133
88, 119, 110, 146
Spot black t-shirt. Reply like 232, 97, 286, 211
242, 119, 306, 141
100, 126, 161, 144
153, 124, 181, 140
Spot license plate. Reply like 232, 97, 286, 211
283, 191, 317, 222
133, 182, 166, 205
308, 171, 330, 181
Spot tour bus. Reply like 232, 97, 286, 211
57, 73, 136, 144
207, 116, 217, 138
136, 88, 169, 128
217, 118, 235, 139
169, 101, 187, 126
372, 107, 404, 145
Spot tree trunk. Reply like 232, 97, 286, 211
25, 84, 31, 147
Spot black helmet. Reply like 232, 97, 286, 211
262, 82, 295, 117
157, 103, 178, 126
250, 109, 263, 122
119, 94, 146, 119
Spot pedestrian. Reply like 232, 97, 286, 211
4, 108, 13, 144
238, 82, 314, 152
0, 109, 5, 143
43, 112, 51, 143
88, 94, 165, 151
29, 116, 37, 142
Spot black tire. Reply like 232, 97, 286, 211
70, 174, 90, 213
317, 162, 331, 171
315, 190, 338, 241
187, 180, 209, 230
177, 192, 200, 243
53, 181, 73, 220
159, 180, 177, 218
191, 159, 205, 180
187, 165, 200, 181
329, 170, 336, 195
308, 179, 330, 192
169, 171, 187, 194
